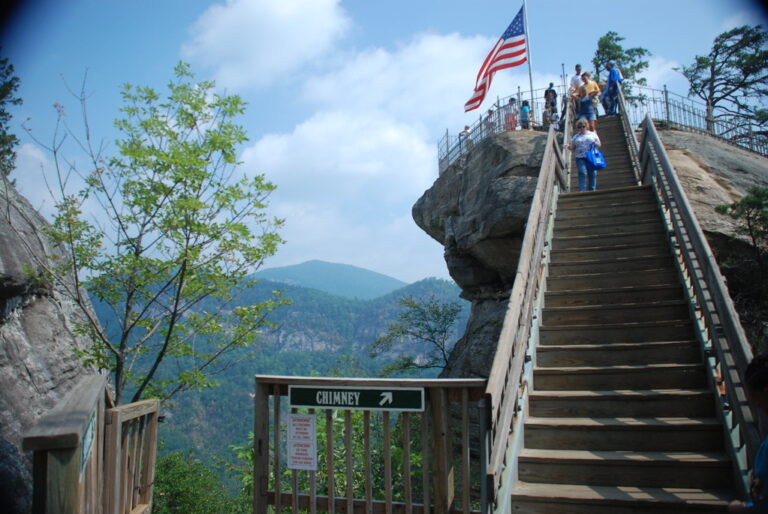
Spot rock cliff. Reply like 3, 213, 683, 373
0, 178, 95, 511
414, 127, 767, 379
413, 130, 548, 377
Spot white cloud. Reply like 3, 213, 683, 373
12, 143, 58, 218
182, 0, 351, 90
237, 30, 571, 281
642, 55, 686, 92
241, 109, 444, 282
720, 11, 756, 32
302, 32, 564, 133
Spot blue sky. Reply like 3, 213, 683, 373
3, 0, 767, 282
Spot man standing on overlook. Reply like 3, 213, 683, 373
544, 82, 557, 111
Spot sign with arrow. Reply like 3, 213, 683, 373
288, 385, 425, 412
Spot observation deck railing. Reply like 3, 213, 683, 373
437, 85, 567, 174
621, 83, 768, 157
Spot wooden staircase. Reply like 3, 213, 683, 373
510, 115, 734, 512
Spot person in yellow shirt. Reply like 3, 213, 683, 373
581, 72, 601, 131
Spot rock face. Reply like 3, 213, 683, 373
0, 179, 94, 510
659, 129, 768, 236
414, 127, 767, 379
412, 130, 548, 378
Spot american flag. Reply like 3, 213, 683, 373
464, 6, 527, 112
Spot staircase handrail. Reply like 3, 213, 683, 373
636, 111, 761, 496
483, 102, 571, 503
616, 87, 642, 184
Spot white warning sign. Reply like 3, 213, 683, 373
287, 414, 317, 470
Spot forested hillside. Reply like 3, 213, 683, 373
139, 273, 468, 475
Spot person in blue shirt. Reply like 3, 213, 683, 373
605, 61, 623, 115
520, 100, 531, 130
730, 354, 768, 512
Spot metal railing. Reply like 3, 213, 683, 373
438, 86, 567, 174
253, 375, 486, 513
621, 84, 768, 157
482, 104, 571, 511
627, 82, 763, 496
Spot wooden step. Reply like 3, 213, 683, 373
547, 268, 679, 290
540, 320, 695, 344
536, 340, 701, 367
542, 300, 690, 325
524, 416, 724, 452
559, 187, 653, 207
533, 363, 707, 390
528, 389, 716, 418
554, 219, 662, 238
555, 205, 659, 227
552, 231, 668, 250
548, 255, 675, 277
544, 284, 684, 307
550, 242, 671, 263
517, 449, 732, 489
511, 481, 732, 513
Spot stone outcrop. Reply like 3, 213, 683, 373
414, 127, 767, 379
0, 178, 94, 510
412, 130, 548, 377
659, 129, 768, 236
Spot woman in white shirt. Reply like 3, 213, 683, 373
567, 119, 602, 192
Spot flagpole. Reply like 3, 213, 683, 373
523, 0, 535, 126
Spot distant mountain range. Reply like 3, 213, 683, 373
254, 260, 408, 299
155, 267, 468, 465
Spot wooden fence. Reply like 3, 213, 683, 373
22, 374, 160, 514
253, 375, 487, 513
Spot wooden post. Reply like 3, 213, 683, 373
253, 379, 270, 514
431, 388, 453, 512
23, 374, 107, 514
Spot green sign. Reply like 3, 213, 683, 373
288, 385, 424, 412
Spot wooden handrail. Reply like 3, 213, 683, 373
483, 102, 572, 501
23, 374, 107, 452
637, 112, 761, 497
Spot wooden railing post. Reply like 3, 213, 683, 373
431, 387, 453, 512
253, 379, 270, 514
23, 374, 107, 514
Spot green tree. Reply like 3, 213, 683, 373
154, 450, 248, 514
592, 31, 650, 86
678, 25, 768, 134
32, 62, 286, 403
370, 295, 462, 376
716, 187, 768, 352
716, 187, 768, 289
0, 51, 22, 176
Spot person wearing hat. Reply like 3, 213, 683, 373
605, 61, 623, 115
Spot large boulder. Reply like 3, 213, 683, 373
658, 129, 768, 236
413, 130, 548, 297
413, 130, 548, 378
0, 178, 95, 509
